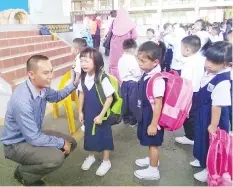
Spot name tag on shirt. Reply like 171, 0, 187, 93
207, 83, 215, 92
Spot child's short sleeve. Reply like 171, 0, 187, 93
102, 77, 115, 97
211, 80, 231, 106
152, 78, 165, 98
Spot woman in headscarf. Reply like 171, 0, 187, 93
109, 8, 137, 82
91, 14, 102, 50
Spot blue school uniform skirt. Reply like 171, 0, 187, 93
121, 80, 138, 125
194, 72, 230, 168
83, 84, 114, 152
229, 80, 232, 129
136, 74, 164, 146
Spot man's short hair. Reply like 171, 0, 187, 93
182, 35, 201, 53
73, 38, 87, 49
26, 55, 49, 72
123, 39, 137, 50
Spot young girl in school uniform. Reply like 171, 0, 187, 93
191, 41, 232, 182
134, 41, 166, 180
78, 47, 115, 176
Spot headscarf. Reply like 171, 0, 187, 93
112, 8, 136, 36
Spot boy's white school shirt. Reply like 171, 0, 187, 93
74, 54, 81, 74
78, 73, 115, 97
118, 53, 142, 82
181, 52, 205, 92
144, 65, 165, 98
200, 68, 231, 106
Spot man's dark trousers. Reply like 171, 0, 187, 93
3, 130, 77, 185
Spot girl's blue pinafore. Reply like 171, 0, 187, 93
194, 72, 230, 168
83, 83, 114, 152
136, 73, 164, 146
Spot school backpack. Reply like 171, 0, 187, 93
80, 28, 94, 47
40, 26, 51, 35
95, 71, 123, 125
207, 128, 233, 186
146, 70, 193, 131
81, 71, 123, 135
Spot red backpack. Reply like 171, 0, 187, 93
207, 128, 232, 186
146, 71, 193, 131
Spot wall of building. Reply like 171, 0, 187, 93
29, 0, 71, 24
0, 0, 29, 12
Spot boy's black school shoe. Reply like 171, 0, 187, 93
14, 167, 46, 186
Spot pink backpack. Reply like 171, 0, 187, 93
146, 71, 193, 131
207, 128, 233, 186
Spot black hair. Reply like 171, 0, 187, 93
123, 39, 137, 50
163, 23, 172, 31
220, 22, 225, 28
138, 41, 166, 63
27, 55, 49, 72
211, 26, 221, 35
110, 10, 117, 18
225, 19, 232, 38
205, 41, 232, 64
80, 47, 104, 84
201, 39, 212, 55
195, 19, 206, 31
181, 25, 188, 32
73, 38, 87, 49
147, 28, 155, 34
227, 30, 232, 35
182, 35, 201, 53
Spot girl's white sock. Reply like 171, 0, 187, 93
148, 165, 158, 172
103, 160, 110, 164
88, 155, 95, 159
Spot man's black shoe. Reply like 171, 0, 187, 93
14, 167, 46, 186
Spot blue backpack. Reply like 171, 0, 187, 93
80, 28, 93, 47
40, 26, 51, 35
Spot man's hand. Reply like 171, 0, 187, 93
147, 124, 158, 136
63, 140, 71, 154
73, 73, 80, 88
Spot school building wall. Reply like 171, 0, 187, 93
29, 0, 71, 24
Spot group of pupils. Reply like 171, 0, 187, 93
70, 29, 232, 182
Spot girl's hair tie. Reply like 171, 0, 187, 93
155, 41, 160, 46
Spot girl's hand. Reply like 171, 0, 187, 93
208, 124, 217, 135
94, 115, 103, 125
147, 125, 158, 136
79, 112, 84, 125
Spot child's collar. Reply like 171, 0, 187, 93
146, 65, 161, 76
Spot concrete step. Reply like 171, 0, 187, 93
12, 61, 73, 90
0, 40, 66, 58
0, 35, 53, 48
0, 30, 40, 39
0, 46, 71, 69
1, 53, 74, 81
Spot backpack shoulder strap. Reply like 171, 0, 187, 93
95, 71, 107, 105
